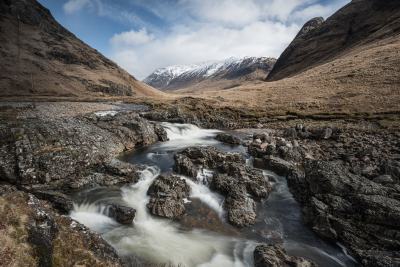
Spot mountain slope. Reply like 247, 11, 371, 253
144, 57, 276, 91
267, 0, 400, 81
0, 0, 162, 98
189, 0, 400, 116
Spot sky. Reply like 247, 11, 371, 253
38, 0, 350, 79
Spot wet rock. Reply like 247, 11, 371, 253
247, 124, 400, 265
263, 156, 296, 177
373, 174, 394, 184
174, 154, 198, 178
254, 244, 316, 267
107, 204, 136, 225
0, 186, 122, 266
154, 123, 169, 142
225, 187, 256, 227
31, 190, 73, 214
0, 111, 161, 192
287, 160, 400, 266
147, 174, 190, 219
175, 147, 271, 227
381, 160, 400, 183
215, 133, 242, 145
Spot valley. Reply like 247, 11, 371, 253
0, 0, 399, 266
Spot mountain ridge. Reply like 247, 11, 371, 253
144, 57, 276, 91
267, 0, 400, 81
0, 0, 163, 98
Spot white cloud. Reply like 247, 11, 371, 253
105, 0, 350, 79
184, 0, 261, 27
111, 29, 155, 46
63, 0, 92, 14
292, 0, 349, 21
111, 21, 299, 79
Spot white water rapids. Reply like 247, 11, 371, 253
70, 123, 357, 267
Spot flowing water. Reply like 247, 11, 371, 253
70, 122, 357, 267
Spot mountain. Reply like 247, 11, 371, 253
0, 0, 162, 98
192, 0, 400, 115
267, 0, 400, 81
144, 57, 276, 91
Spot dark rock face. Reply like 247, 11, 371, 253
147, 174, 190, 219
174, 146, 271, 227
215, 133, 242, 145
295, 17, 325, 39
254, 244, 316, 267
0, 185, 122, 266
31, 190, 73, 214
0, 111, 165, 193
262, 156, 296, 177
107, 204, 136, 225
287, 160, 400, 267
247, 124, 400, 266
267, 0, 400, 81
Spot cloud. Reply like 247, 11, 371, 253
104, 0, 350, 79
111, 21, 299, 79
63, 0, 92, 14
292, 0, 349, 21
111, 29, 155, 46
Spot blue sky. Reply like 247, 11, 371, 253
38, 0, 349, 79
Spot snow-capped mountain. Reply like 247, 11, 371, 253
143, 57, 276, 91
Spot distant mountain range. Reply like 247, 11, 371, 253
144, 57, 276, 91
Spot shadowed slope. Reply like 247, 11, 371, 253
267, 0, 400, 81
0, 0, 163, 98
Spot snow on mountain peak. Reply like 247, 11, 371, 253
143, 56, 276, 90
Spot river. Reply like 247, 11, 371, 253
69, 122, 357, 267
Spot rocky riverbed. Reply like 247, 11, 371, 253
0, 101, 399, 266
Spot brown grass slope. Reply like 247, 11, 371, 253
177, 0, 400, 114
267, 0, 400, 81
193, 35, 400, 115
0, 0, 163, 98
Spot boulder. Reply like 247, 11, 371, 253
31, 190, 73, 214
107, 204, 136, 225
174, 147, 271, 227
225, 187, 256, 227
373, 174, 394, 185
147, 174, 190, 219
0, 186, 122, 266
215, 133, 242, 145
254, 244, 316, 267
287, 160, 400, 266
263, 156, 296, 177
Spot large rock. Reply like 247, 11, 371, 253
263, 156, 296, 177
0, 185, 122, 266
254, 244, 316, 267
147, 174, 190, 219
107, 204, 136, 225
31, 190, 73, 214
267, 0, 400, 81
223, 185, 256, 227
215, 133, 242, 145
174, 147, 271, 227
287, 160, 400, 266
0, 111, 163, 192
